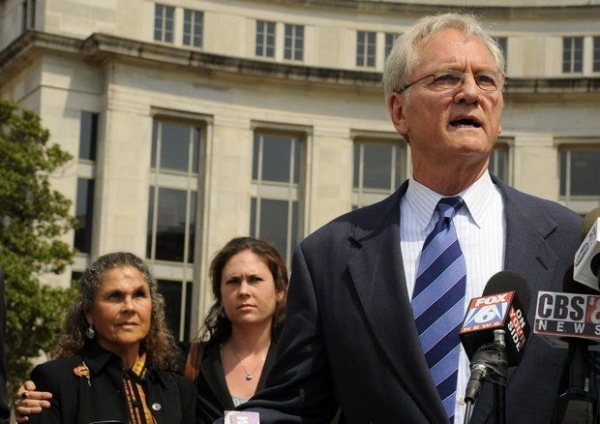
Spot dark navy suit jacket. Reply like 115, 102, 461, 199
233, 177, 583, 423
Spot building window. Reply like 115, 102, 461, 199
489, 145, 509, 182
353, 139, 406, 208
560, 147, 600, 197
79, 112, 98, 161
385, 33, 398, 59
158, 279, 192, 341
594, 37, 600, 73
21, 0, 36, 32
560, 146, 600, 212
494, 37, 508, 71
357, 31, 376, 68
284, 24, 304, 61
154, 4, 175, 43
74, 179, 94, 254
183, 9, 203, 48
563, 37, 583, 73
256, 20, 276, 58
148, 187, 197, 263
251, 132, 304, 265
148, 119, 202, 340
74, 112, 99, 254
148, 120, 200, 263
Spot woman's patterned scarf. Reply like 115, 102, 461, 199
123, 352, 157, 424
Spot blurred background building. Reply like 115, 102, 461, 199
1, 0, 599, 340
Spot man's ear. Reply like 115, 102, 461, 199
389, 92, 409, 136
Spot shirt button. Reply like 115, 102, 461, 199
151, 403, 162, 411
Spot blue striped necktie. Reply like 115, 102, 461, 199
411, 196, 466, 423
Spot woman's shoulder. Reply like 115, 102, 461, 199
31, 355, 80, 375
177, 339, 219, 361
29, 355, 84, 394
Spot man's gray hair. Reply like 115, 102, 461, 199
382, 13, 505, 100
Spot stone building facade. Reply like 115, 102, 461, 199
1, 0, 599, 339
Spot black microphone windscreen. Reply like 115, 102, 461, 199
482, 270, 531, 314
581, 207, 600, 241
563, 264, 598, 295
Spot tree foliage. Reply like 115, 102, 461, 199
0, 100, 78, 391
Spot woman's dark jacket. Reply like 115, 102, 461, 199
178, 340, 278, 424
28, 342, 197, 424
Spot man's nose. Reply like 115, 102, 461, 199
454, 74, 480, 103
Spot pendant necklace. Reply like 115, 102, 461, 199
230, 345, 266, 381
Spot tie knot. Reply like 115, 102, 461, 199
436, 196, 464, 220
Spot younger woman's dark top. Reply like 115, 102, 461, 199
178, 340, 278, 424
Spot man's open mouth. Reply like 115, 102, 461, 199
450, 118, 481, 128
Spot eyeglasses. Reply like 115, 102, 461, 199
397, 70, 506, 93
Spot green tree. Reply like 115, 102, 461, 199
0, 100, 78, 392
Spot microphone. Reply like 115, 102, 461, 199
562, 265, 596, 388
573, 207, 600, 291
536, 267, 599, 423
224, 411, 260, 424
533, 285, 600, 347
459, 271, 531, 405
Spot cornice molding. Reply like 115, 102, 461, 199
1, 31, 599, 96
243, 0, 600, 19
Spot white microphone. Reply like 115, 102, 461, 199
573, 207, 600, 291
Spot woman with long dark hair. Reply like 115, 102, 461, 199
182, 236, 288, 423
25, 252, 196, 424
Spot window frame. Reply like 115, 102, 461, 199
256, 20, 276, 58
385, 32, 398, 59
21, 0, 36, 32
559, 144, 600, 214
356, 30, 377, 68
250, 128, 307, 265
562, 36, 584, 74
494, 36, 508, 72
593, 36, 600, 73
183, 9, 204, 48
74, 111, 99, 255
284, 23, 304, 61
154, 3, 175, 43
489, 143, 510, 183
147, 114, 207, 340
352, 135, 407, 209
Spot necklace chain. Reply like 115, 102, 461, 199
230, 345, 266, 381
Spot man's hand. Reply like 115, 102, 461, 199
13, 381, 52, 423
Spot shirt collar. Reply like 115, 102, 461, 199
404, 171, 496, 233
80, 341, 164, 386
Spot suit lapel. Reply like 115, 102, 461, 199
470, 178, 559, 423
257, 342, 278, 391
346, 183, 449, 422
503, 196, 558, 292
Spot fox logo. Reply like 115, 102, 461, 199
463, 303, 509, 328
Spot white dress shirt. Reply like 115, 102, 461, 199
400, 171, 505, 423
